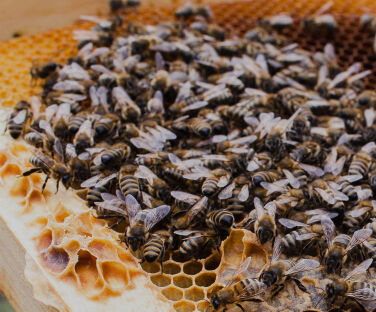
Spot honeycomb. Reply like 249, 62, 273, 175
1, 0, 376, 311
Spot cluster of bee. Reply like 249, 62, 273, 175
6, 2, 376, 310
361, 13, 376, 55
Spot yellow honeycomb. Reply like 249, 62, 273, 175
1, 0, 376, 311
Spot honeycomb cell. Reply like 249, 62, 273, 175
75, 250, 99, 289
27, 189, 43, 205
1, 163, 22, 178
163, 262, 181, 275
183, 261, 203, 275
173, 275, 193, 288
101, 261, 129, 292
197, 300, 210, 312
141, 261, 160, 274
0, 153, 8, 167
40, 247, 69, 274
204, 253, 221, 271
195, 272, 216, 287
150, 273, 171, 287
10, 176, 30, 197
184, 286, 205, 301
222, 229, 245, 265
161, 286, 183, 301
173, 300, 196, 312
36, 229, 53, 252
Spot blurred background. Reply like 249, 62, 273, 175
0, 292, 14, 312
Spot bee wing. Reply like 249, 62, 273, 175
93, 154, 102, 166
233, 256, 253, 279
271, 235, 282, 263
361, 141, 376, 153
345, 207, 370, 218
30, 96, 41, 119
187, 196, 208, 223
174, 81, 191, 103
174, 229, 201, 236
53, 139, 65, 163
321, 216, 335, 247
171, 191, 200, 205
341, 174, 363, 183
80, 174, 101, 188
254, 197, 264, 220
307, 212, 338, 224
96, 173, 117, 187
77, 119, 93, 137
265, 202, 276, 219
345, 229, 373, 253
44, 104, 58, 122
95, 201, 127, 216
283, 169, 300, 189
202, 154, 228, 161
324, 147, 337, 173
356, 188, 373, 202
55, 103, 71, 122
65, 143, 77, 160
260, 179, 288, 196
218, 182, 235, 200
278, 218, 308, 229
328, 62, 361, 89
134, 165, 158, 185
39, 119, 56, 138
183, 172, 210, 180
168, 153, 183, 166
314, 187, 335, 205
212, 135, 227, 143
364, 108, 375, 128
230, 135, 257, 145
296, 233, 317, 241
144, 205, 171, 230
324, 43, 336, 62
238, 280, 267, 299
346, 288, 376, 301
238, 184, 249, 202
13, 110, 27, 124
155, 125, 177, 141
348, 70, 371, 84
101, 192, 119, 202
182, 101, 208, 112
285, 259, 320, 276
140, 192, 153, 208
125, 194, 142, 225
332, 156, 346, 176
217, 176, 229, 187
247, 160, 260, 172
298, 163, 325, 177
345, 259, 373, 281
317, 65, 328, 87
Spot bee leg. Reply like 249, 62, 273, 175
55, 179, 60, 194
21, 167, 42, 177
41, 175, 49, 194
292, 278, 309, 293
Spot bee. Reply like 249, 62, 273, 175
187, 117, 212, 138
94, 142, 132, 168
30, 60, 58, 83
331, 177, 358, 201
222, 183, 250, 222
112, 86, 141, 122
93, 113, 119, 139
358, 90, 376, 107
121, 194, 170, 253
348, 152, 372, 178
172, 196, 209, 230
206, 209, 234, 233
290, 141, 324, 164
73, 119, 94, 153
202, 168, 230, 197
142, 229, 173, 270
343, 200, 374, 233
118, 164, 140, 199
51, 103, 71, 140
253, 197, 276, 244
134, 165, 171, 203
81, 173, 117, 207
260, 14, 293, 30
21, 151, 71, 193
318, 259, 375, 310
68, 112, 88, 135
273, 189, 305, 218
259, 236, 320, 297
278, 157, 309, 190
24, 131, 44, 148
7, 108, 29, 139
304, 14, 338, 33
174, 229, 221, 259
322, 215, 372, 274
209, 257, 266, 311
252, 170, 281, 187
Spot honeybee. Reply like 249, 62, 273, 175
51, 103, 71, 140
172, 195, 209, 230
24, 131, 44, 148
260, 236, 320, 297
273, 188, 306, 217
252, 170, 281, 187
322, 215, 372, 274
316, 259, 376, 310
93, 142, 132, 168
120, 194, 171, 253
253, 197, 276, 244
223, 183, 251, 222
112, 86, 141, 122
358, 90, 376, 107
118, 164, 140, 199
343, 200, 374, 233
174, 229, 221, 260
208, 257, 266, 311
290, 141, 324, 164
93, 113, 119, 139
187, 117, 212, 138
7, 108, 29, 139
21, 151, 71, 193
68, 112, 88, 135
278, 157, 309, 190
73, 119, 94, 153
206, 209, 234, 233
304, 11, 338, 34
202, 168, 231, 197
260, 14, 293, 30
30, 60, 58, 84
348, 151, 372, 178
142, 229, 173, 269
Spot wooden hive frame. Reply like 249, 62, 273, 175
1, 0, 376, 311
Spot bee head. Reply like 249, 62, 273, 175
260, 269, 277, 287
210, 294, 220, 309
325, 283, 335, 298
326, 256, 342, 274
